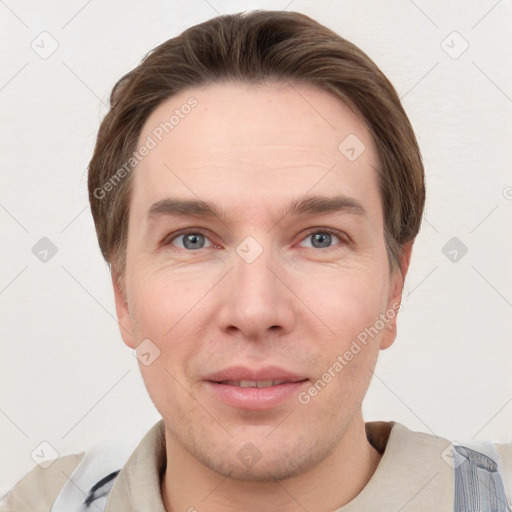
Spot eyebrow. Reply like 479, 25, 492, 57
146, 195, 366, 221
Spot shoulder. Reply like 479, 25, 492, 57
1, 452, 85, 511
367, 420, 453, 457
2, 424, 160, 512
495, 442, 512, 504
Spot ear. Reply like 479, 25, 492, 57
379, 242, 413, 350
111, 265, 135, 349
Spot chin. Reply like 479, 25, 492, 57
198, 435, 336, 483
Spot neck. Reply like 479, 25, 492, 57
161, 413, 382, 512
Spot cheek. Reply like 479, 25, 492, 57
127, 270, 212, 385
128, 277, 198, 412
299, 265, 389, 337
296, 265, 390, 402
128, 265, 199, 338
301, 288, 384, 417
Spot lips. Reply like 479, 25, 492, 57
219, 379, 289, 388
203, 365, 309, 410
203, 365, 307, 385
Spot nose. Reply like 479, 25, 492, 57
217, 239, 296, 340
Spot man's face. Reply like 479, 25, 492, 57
113, 81, 408, 480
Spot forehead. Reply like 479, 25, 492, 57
130, 81, 380, 222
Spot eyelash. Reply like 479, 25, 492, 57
161, 227, 349, 251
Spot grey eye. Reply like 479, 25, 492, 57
300, 231, 341, 249
173, 233, 210, 250
311, 232, 332, 248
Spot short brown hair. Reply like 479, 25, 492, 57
88, 10, 425, 290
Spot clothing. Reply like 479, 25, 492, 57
3, 420, 512, 511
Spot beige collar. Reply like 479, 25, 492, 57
105, 420, 453, 511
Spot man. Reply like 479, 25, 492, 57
4, 10, 511, 512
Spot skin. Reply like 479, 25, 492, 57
112, 81, 412, 512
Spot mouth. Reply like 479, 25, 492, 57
202, 365, 309, 410
204, 378, 309, 410
214, 379, 307, 388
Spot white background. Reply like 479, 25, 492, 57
1, 0, 511, 497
